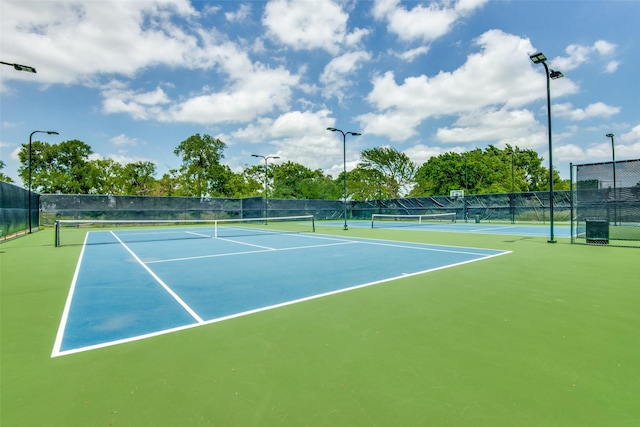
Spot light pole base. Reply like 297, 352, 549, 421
547, 239, 557, 244
343, 225, 348, 230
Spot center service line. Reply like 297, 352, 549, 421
110, 231, 204, 324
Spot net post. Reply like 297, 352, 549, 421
55, 220, 60, 247
311, 215, 315, 232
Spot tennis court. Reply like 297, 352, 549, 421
2, 221, 638, 426
52, 222, 508, 356
341, 213, 572, 238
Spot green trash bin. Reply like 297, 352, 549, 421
474, 215, 480, 223
585, 219, 609, 245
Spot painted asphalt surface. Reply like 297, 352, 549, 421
333, 219, 571, 238
52, 228, 509, 356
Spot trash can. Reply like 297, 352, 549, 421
585, 219, 609, 245
474, 215, 480, 223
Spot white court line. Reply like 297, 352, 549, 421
51, 232, 90, 358
146, 240, 358, 264
216, 236, 277, 250
109, 231, 204, 324
357, 239, 498, 257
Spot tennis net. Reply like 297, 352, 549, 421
371, 212, 456, 228
54, 215, 315, 247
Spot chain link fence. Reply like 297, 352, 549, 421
38, 191, 571, 226
0, 181, 39, 240
572, 159, 640, 247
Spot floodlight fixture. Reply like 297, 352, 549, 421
549, 70, 563, 79
1, 61, 37, 73
529, 52, 547, 64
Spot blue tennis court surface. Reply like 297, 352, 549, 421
52, 228, 510, 357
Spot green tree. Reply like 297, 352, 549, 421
120, 161, 157, 195
358, 147, 417, 198
412, 145, 566, 196
18, 139, 94, 193
344, 166, 386, 201
271, 161, 339, 199
411, 151, 466, 196
173, 134, 229, 197
86, 158, 124, 194
0, 160, 14, 183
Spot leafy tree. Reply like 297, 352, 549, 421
18, 139, 94, 193
0, 160, 14, 183
412, 145, 567, 196
173, 134, 229, 198
271, 161, 339, 199
120, 161, 157, 195
358, 147, 417, 198
344, 167, 386, 201
86, 158, 124, 194
411, 151, 466, 196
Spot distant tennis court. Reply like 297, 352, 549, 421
52, 219, 509, 356
341, 213, 572, 238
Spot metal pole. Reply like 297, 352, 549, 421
530, 52, 562, 243
464, 154, 468, 222
607, 133, 616, 225
28, 133, 34, 233
326, 128, 361, 230
251, 154, 279, 224
543, 61, 556, 243
511, 151, 515, 224
342, 132, 347, 230
264, 157, 268, 222
28, 130, 60, 233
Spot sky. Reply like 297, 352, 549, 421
1, 0, 639, 187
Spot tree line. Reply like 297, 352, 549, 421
7, 133, 569, 200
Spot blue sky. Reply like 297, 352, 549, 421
1, 0, 639, 186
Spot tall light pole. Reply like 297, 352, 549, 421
607, 133, 616, 225
251, 154, 279, 223
327, 127, 361, 230
509, 150, 515, 224
530, 51, 563, 243
28, 130, 59, 233
1, 61, 37, 73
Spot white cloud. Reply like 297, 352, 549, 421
320, 50, 372, 100
372, 0, 489, 42
102, 83, 170, 120
436, 108, 544, 147
358, 30, 578, 142
165, 65, 300, 124
0, 0, 206, 85
555, 123, 640, 164
593, 40, 616, 56
263, 0, 356, 54
110, 134, 139, 146
604, 61, 620, 74
395, 46, 430, 62
404, 144, 456, 165
232, 109, 358, 175
554, 102, 621, 121
550, 40, 618, 73
225, 3, 252, 23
